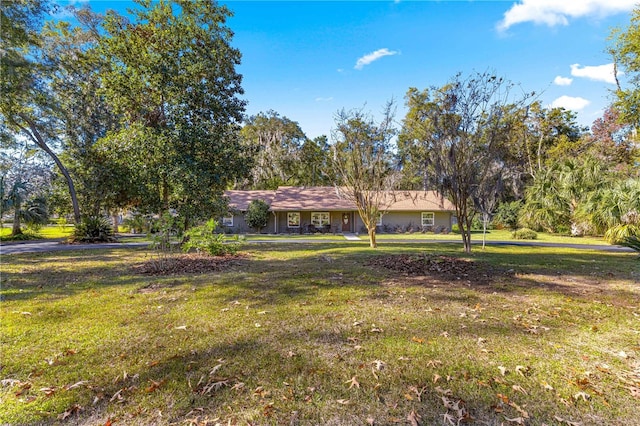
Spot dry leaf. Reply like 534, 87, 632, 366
336, 399, 350, 405
512, 384, 527, 395
508, 401, 529, 418
515, 365, 529, 377
498, 366, 508, 376
407, 410, 421, 426
504, 416, 526, 425
411, 336, 425, 344
442, 412, 456, 426
372, 360, 386, 371
145, 379, 165, 393
573, 391, 590, 402
345, 376, 360, 389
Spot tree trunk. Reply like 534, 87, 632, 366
368, 227, 377, 248
482, 213, 487, 250
12, 208, 22, 235
112, 213, 119, 233
17, 115, 81, 224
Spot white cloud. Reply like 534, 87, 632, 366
550, 95, 591, 111
497, 0, 636, 31
553, 76, 573, 86
315, 97, 333, 102
570, 63, 618, 84
354, 48, 399, 70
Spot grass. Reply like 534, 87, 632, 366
0, 225, 74, 241
367, 229, 610, 246
1, 243, 639, 425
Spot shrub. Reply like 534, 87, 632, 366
244, 199, 270, 232
511, 228, 538, 240
451, 224, 460, 233
604, 223, 640, 244
620, 236, 640, 255
182, 219, 240, 256
70, 216, 116, 243
493, 201, 521, 230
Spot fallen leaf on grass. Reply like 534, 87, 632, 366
573, 391, 590, 402
39, 387, 56, 396
411, 336, 425, 344
58, 404, 82, 420
515, 365, 529, 377
541, 381, 554, 391
426, 359, 443, 368
407, 410, 421, 426
336, 399, 350, 405
512, 385, 527, 395
508, 401, 529, 418
63, 380, 89, 390
145, 379, 165, 393
345, 376, 360, 389
498, 366, 508, 376
554, 415, 583, 425
504, 416, 526, 425
626, 385, 640, 398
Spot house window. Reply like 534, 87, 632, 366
421, 212, 435, 227
287, 212, 300, 228
376, 213, 383, 226
222, 215, 233, 227
311, 212, 330, 227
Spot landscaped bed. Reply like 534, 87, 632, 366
1, 243, 638, 425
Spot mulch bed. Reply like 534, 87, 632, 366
132, 253, 247, 276
367, 254, 512, 284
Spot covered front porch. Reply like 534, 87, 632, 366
271, 210, 359, 234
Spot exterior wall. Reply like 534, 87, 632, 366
224, 212, 276, 234
226, 210, 452, 234
355, 211, 452, 234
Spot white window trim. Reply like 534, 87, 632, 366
287, 212, 300, 228
376, 212, 383, 226
421, 212, 435, 227
311, 211, 330, 227
222, 215, 234, 227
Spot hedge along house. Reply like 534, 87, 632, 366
223, 186, 456, 234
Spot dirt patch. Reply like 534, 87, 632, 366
132, 253, 247, 276
367, 254, 512, 285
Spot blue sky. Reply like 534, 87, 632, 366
61, 0, 637, 139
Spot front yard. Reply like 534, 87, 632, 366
1, 243, 638, 425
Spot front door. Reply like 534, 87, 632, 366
341, 212, 350, 232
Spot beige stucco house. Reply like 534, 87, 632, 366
223, 186, 456, 234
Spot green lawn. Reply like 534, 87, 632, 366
1, 243, 638, 425
366, 229, 610, 245
0, 225, 74, 241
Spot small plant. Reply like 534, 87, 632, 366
182, 219, 240, 256
451, 223, 460, 233
70, 216, 116, 243
620, 236, 640, 255
512, 228, 538, 240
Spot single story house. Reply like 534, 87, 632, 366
223, 186, 456, 234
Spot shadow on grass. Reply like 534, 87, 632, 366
1, 244, 637, 305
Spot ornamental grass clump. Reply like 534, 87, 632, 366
511, 227, 538, 240
69, 215, 116, 243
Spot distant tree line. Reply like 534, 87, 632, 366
1, 0, 638, 251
